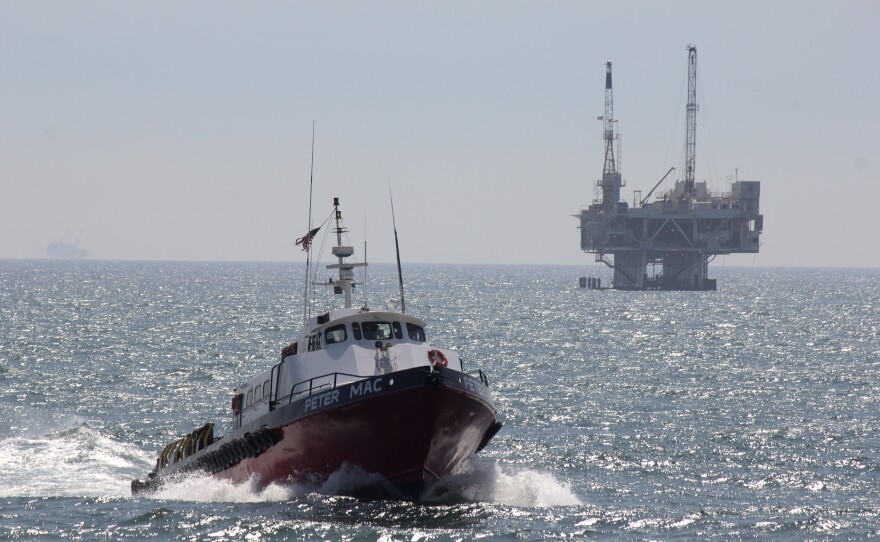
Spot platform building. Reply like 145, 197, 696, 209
577, 46, 763, 290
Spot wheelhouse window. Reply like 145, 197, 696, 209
407, 323, 426, 342
263, 380, 270, 400
352, 322, 363, 340
325, 324, 347, 345
392, 321, 403, 339
247, 390, 253, 407
361, 321, 393, 341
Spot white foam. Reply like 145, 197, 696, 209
428, 461, 583, 507
0, 410, 583, 508
486, 465, 582, 507
147, 461, 583, 507
317, 463, 400, 496
146, 466, 392, 503
150, 472, 297, 503
150, 464, 405, 503
0, 415, 154, 498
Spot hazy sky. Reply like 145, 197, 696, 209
2, 1, 878, 268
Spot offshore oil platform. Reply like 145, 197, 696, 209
577, 46, 763, 290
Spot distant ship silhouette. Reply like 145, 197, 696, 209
46, 234, 88, 259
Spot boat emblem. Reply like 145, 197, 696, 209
374, 341, 397, 374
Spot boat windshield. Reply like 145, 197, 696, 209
325, 324, 347, 345
361, 322, 393, 340
406, 323, 426, 342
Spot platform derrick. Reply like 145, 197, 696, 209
577, 46, 763, 291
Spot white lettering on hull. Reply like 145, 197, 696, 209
302, 377, 386, 414
350, 377, 383, 398
304, 389, 340, 412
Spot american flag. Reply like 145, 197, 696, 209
295, 226, 321, 252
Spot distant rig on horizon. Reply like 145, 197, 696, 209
46, 232, 88, 259
577, 45, 763, 291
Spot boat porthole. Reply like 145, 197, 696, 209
389, 379, 394, 386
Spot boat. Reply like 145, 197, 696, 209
131, 197, 502, 500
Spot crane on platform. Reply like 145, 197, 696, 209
640, 166, 675, 207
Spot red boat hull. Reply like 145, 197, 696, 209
225, 378, 495, 494
133, 367, 501, 500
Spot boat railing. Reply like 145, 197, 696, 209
278, 371, 370, 405
276, 366, 491, 406
467, 369, 490, 387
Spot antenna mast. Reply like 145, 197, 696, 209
302, 122, 315, 325
389, 184, 406, 314
684, 45, 698, 196
325, 198, 367, 309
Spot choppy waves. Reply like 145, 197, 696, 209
0, 408, 153, 498
2, 261, 880, 539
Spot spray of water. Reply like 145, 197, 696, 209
1, 412, 581, 507
0, 412, 153, 498
148, 461, 582, 507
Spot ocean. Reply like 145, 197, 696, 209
1, 260, 878, 540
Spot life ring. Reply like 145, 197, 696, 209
427, 349, 448, 367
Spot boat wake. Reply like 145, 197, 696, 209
1, 412, 580, 508
0, 410, 153, 499
421, 461, 583, 507
150, 460, 582, 508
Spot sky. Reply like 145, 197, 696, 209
1, 1, 878, 268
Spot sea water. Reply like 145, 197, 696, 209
1, 260, 878, 540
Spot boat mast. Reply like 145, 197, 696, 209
325, 197, 367, 309
303, 122, 316, 325
389, 184, 406, 314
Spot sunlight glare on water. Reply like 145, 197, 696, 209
1, 260, 879, 540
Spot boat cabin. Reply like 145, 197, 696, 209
231, 308, 458, 430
